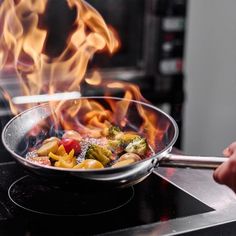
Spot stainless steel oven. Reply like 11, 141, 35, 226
37, 0, 187, 91
84, 0, 187, 90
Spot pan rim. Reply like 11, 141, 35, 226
1, 96, 179, 173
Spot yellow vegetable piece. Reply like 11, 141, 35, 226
68, 149, 75, 158
48, 152, 61, 161
49, 145, 73, 161
52, 148, 77, 168
37, 141, 59, 156
56, 145, 67, 156
59, 157, 77, 168
112, 159, 135, 168
73, 159, 104, 169
54, 154, 77, 168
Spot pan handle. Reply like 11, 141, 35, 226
159, 154, 228, 169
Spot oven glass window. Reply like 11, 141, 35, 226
86, 0, 145, 68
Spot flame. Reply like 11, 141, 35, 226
85, 70, 102, 86
0, 0, 168, 152
0, 0, 119, 113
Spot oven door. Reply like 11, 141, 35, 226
85, 0, 159, 84
87, 0, 145, 68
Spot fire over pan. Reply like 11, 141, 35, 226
1, 96, 227, 189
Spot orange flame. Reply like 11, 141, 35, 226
0, 0, 167, 151
0, 0, 119, 112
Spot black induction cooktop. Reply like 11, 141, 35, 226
0, 147, 214, 236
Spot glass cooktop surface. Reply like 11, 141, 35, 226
0, 147, 213, 236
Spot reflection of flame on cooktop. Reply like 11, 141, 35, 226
8, 175, 134, 216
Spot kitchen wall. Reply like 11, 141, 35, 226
184, 0, 236, 156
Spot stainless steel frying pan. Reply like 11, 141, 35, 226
1, 96, 227, 189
